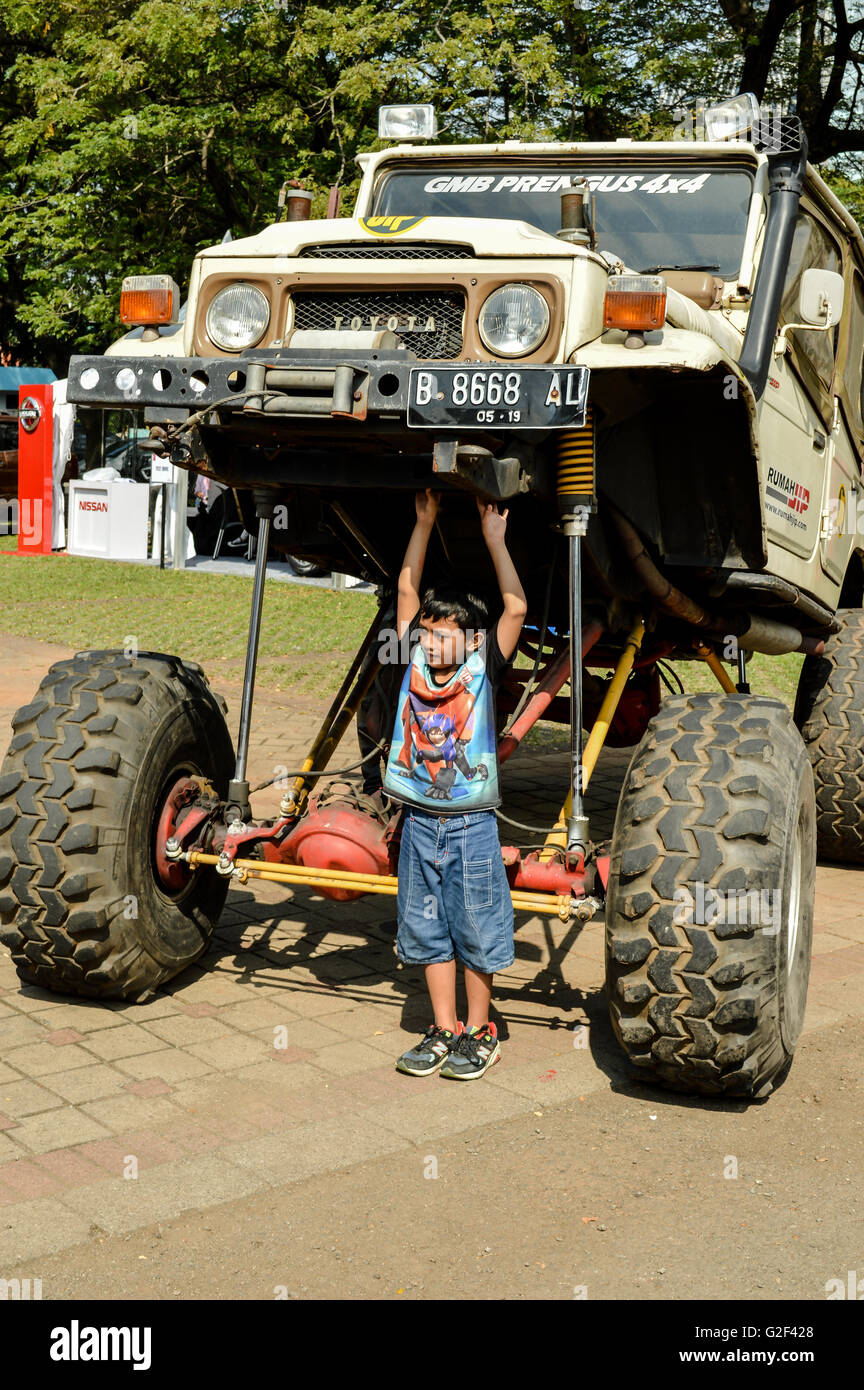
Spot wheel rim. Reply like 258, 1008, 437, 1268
786, 812, 803, 977
152, 768, 205, 896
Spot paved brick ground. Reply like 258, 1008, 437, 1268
1, 634, 863, 1267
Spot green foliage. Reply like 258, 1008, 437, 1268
823, 169, 864, 228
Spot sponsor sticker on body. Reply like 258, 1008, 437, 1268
422, 172, 712, 196
359, 215, 428, 235
765, 466, 810, 531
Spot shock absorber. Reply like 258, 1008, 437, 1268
226, 489, 276, 827
556, 405, 596, 857
557, 404, 596, 506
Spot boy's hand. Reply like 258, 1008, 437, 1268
415, 488, 440, 526
476, 496, 508, 547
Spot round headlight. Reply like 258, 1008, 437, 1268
478, 284, 550, 357
205, 284, 270, 351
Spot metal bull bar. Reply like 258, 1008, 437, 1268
65, 349, 412, 420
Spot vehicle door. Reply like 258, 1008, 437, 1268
758, 211, 840, 566
822, 266, 864, 584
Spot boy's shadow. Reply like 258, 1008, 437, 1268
206, 890, 755, 1109
204, 886, 635, 1092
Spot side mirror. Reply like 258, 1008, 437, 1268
799, 268, 844, 327
774, 268, 845, 356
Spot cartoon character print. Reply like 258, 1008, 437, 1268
386, 650, 494, 805
398, 691, 489, 802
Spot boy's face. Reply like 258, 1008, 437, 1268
418, 614, 484, 670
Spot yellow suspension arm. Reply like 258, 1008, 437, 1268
540, 619, 645, 860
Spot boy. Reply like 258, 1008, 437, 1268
383, 488, 527, 1080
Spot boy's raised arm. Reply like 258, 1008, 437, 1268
396, 489, 439, 639
477, 498, 528, 661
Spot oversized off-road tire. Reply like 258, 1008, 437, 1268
605, 693, 815, 1098
0, 650, 235, 1001
794, 607, 864, 863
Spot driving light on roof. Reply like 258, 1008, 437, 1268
378, 104, 438, 140
704, 92, 761, 142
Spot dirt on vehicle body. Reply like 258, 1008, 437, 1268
3, 97, 864, 1101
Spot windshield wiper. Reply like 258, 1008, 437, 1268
639, 263, 721, 273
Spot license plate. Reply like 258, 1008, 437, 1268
407, 366, 589, 429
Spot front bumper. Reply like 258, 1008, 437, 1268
67, 348, 421, 423
68, 348, 539, 499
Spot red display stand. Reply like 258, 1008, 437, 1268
17, 383, 53, 555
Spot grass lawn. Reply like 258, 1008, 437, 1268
0, 535, 804, 742
0, 535, 375, 701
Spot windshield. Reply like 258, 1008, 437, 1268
373, 163, 753, 278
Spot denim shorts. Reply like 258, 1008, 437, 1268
396, 807, 515, 973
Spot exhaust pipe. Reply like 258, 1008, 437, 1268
737, 614, 824, 656
608, 505, 823, 654
608, 504, 712, 627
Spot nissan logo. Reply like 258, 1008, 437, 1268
19, 397, 42, 433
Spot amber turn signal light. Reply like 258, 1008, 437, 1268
120, 275, 180, 326
603, 274, 666, 331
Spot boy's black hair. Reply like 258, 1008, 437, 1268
419, 583, 490, 632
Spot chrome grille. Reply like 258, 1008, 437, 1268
291, 290, 465, 358
298, 243, 473, 260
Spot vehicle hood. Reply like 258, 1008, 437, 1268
195, 216, 589, 261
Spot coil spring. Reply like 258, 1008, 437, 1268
556, 404, 595, 501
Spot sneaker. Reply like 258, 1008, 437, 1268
439, 1022, 500, 1080
395, 1022, 465, 1076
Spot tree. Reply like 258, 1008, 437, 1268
1, 0, 862, 369
716, 0, 864, 160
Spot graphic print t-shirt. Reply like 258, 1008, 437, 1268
382, 609, 512, 815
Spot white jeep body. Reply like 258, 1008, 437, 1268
68, 125, 864, 658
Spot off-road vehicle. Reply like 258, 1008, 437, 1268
4, 94, 864, 1098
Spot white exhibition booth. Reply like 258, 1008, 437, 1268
66, 463, 193, 564
67, 478, 149, 560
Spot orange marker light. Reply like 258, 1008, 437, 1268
603, 274, 666, 331
120, 275, 180, 326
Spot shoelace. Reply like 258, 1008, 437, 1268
455, 1031, 489, 1062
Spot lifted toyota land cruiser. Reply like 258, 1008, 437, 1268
4, 94, 864, 1098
